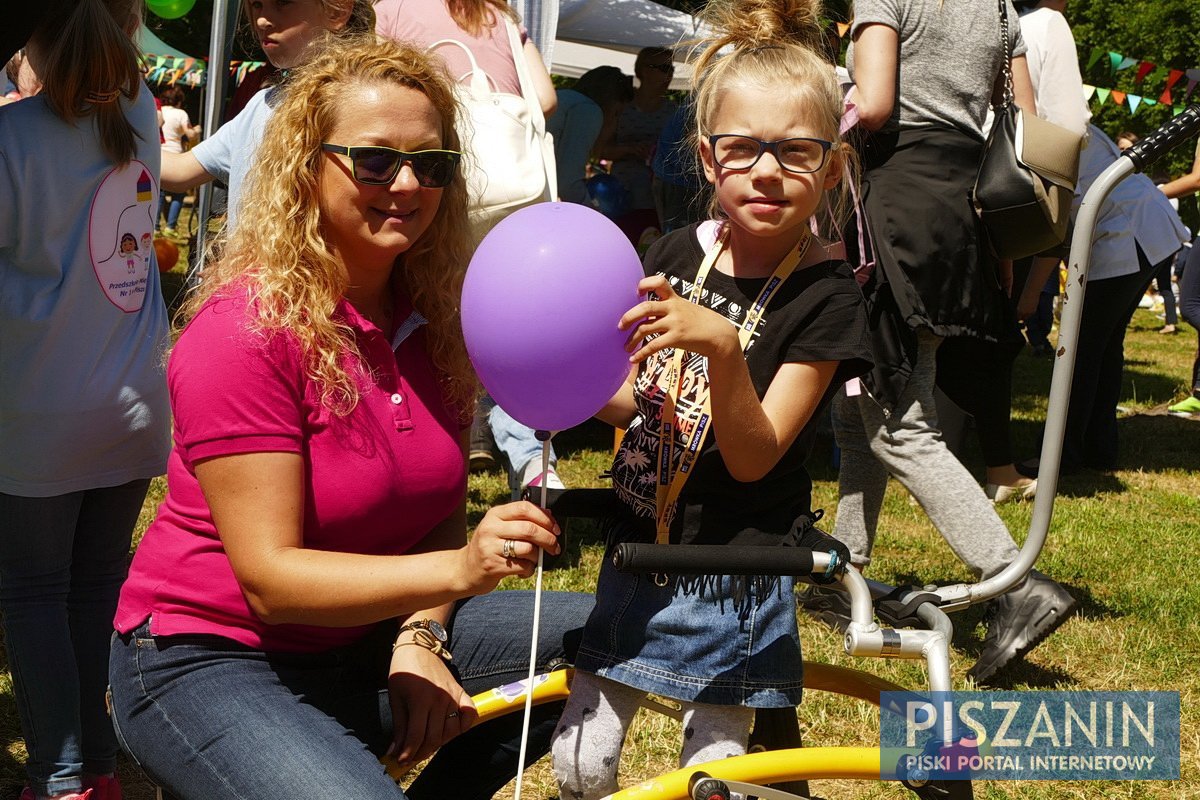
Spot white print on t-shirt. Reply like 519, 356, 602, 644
89, 160, 157, 313
611, 271, 767, 522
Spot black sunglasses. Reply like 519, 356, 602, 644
645, 62, 675, 74
321, 144, 461, 188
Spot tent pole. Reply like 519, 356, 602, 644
190, 0, 238, 282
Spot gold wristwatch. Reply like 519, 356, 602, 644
393, 619, 452, 661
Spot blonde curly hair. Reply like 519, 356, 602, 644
690, 0, 858, 237
182, 35, 475, 416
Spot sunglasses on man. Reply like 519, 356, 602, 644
322, 144, 462, 188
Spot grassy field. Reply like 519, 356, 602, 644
1, 240, 1196, 798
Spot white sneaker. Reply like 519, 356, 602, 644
522, 460, 565, 491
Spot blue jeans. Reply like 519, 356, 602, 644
108, 590, 593, 800
483, 397, 558, 498
159, 192, 185, 230
0, 480, 149, 796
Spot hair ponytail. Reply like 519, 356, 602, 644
690, 0, 826, 78
36, 0, 143, 166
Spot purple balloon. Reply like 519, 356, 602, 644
461, 203, 644, 431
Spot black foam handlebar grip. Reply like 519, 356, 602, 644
1124, 105, 1200, 173
612, 543, 815, 576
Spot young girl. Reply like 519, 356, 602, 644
159, 0, 374, 228
0, 0, 170, 798
551, 0, 872, 795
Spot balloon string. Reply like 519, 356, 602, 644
513, 434, 551, 800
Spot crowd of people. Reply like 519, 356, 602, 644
1, 0, 1197, 799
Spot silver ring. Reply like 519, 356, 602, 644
446, 710, 459, 719
501, 539, 515, 559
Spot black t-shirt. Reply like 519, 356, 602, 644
611, 223, 873, 546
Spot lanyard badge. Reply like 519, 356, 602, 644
652, 226, 811, 544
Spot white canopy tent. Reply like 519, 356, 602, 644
551, 0, 704, 89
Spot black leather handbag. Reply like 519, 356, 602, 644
973, 0, 1082, 260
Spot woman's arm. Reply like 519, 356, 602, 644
197, 451, 561, 627
1160, 145, 1200, 200
849, 23, 898, 132
1011, 54, 1037, 114
523, 40, 557, 118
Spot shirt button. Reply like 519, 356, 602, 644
390, 393, 403, 405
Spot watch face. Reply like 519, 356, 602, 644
426, 620, 448, 642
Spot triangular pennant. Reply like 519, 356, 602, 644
1096, 87, 1111, 105
1117, 56, 1139, 71
1142, 97, 1157, 107
1110, 90, 1126, 106
1087, 48, 1104, 70
1108, 52, 1123, 73
1185, 79, 1198, 101
1175, 106, 1185, 116
1128, 94, 1142, 114
836, 21, 850, 38
1082, 84, 1096, 101
1166, 69, 1184, 90
184, 58, 195, 72
154, 56, 165, 69
1160, 88, 1172, 105
1188, 68, 1200, 82
1135, 61, 1155, 83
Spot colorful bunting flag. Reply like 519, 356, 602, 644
1097, 87, 1111, 104
1134, 61, 1155, 83
1110, 89, 1126, 106
1128, 94, 1142, 114
1165, 69, 1184, 90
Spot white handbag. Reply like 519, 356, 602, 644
430, 19, 557, 233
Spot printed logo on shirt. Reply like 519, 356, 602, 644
88, 160, 157, 312
610, 272, 766, 520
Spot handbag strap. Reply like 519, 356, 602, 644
996, 0, 1015, 108
503, 16, 557, 199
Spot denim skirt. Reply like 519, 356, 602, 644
574, 549, 803, 707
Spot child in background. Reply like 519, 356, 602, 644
158, 0, 375, 229
0, 0, 172, 797
550, 0, 872, 795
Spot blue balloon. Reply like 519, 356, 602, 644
586, 173, 629, 219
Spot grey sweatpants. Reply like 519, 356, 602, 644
831, 331, 1019, 579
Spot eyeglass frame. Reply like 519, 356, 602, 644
644, 61, 675, 74
706, 134, 834, 175
320, 143, 462, 188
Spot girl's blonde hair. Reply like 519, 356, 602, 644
33, 0, 144, 165
690, 0, 858, 236
182, 35, 475, 416
446, 0, 518, 38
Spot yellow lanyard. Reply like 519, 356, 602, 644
653, 227, 810, 544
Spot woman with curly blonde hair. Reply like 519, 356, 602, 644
108, 36, 592, 800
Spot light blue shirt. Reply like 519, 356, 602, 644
0, 84, 171, 496
192, 86, 280, 229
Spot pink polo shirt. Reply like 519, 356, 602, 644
115, 288, 467, 652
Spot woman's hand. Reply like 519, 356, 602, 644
619, 275, 740, 365
387, 645, 476, 771
458, 502, 562, 594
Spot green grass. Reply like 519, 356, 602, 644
2, 286, 1197, 797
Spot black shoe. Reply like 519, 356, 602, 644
469, 406, 497, 472
969, 570, 1077, 684
798, 585, 852, 632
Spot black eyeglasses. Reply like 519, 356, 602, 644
645, 62, 674, 74
321, 144, 461, 188
707, 135, 833, 174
